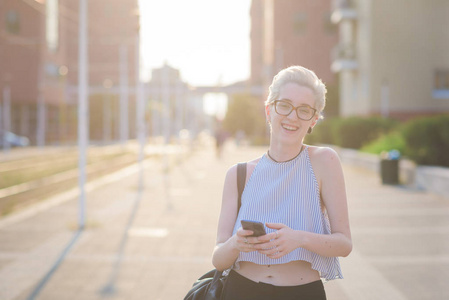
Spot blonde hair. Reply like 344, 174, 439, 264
265, 66, 327, 117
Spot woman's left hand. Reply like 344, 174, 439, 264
253, 223, 303, 259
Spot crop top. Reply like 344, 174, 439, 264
231, 146, 343, 281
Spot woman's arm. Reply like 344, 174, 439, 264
212, 165, 256, 271
312, 147, 352, 257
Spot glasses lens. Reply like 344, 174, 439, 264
296, 106, 314, 120
275, 101, 293, 115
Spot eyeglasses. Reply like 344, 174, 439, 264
273, 100, 317, 121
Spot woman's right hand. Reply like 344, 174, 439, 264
235, 227, 260, 252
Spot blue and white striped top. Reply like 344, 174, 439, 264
232, 146, 343, 281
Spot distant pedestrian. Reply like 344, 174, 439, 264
235, 130, 245, 146
212, 66, 352, 299
215, 124, 227, 159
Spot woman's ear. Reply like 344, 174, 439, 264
265, 105, 271, 123
309, 115, 319, 131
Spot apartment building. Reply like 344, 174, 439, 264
331, 0, 449, 118
250, 0, 338, 98
0, 0, 139, 144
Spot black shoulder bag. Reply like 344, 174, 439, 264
183, 162, 247, 300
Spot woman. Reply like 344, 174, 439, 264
212, 66, 352, 300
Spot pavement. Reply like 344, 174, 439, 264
0, 139, 448, 300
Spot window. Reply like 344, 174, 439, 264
293, 12, 307, 34
6, 10, 20, 34
46, 0, 59, 52
433, 70, 449, 99
323, 12, 337, 35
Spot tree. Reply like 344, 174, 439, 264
222, 93, 266, 137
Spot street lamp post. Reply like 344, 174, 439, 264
119, 45, 129, 145
135, 29, 145, 190
103, 79, 113, 144
78, 0, 88, 230
2, 84, 11, 153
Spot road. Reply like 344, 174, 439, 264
0, 140, 448, 299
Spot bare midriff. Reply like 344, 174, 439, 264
236, 260, 320, 286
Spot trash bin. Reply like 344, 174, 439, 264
380, 150, 400, 185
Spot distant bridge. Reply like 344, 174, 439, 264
67, 83, 264, 99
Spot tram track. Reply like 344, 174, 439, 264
0, 144, 158, 216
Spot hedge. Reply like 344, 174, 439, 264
306, 116, 398, 149
401, 115, 449, 167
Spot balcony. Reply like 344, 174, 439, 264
331, 43, 358, 72
331, 0, 357, 23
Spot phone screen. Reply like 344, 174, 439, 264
241, 220, 266, 237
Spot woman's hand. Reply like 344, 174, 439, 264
234, 227, 263, 253
253, 223, 303, 259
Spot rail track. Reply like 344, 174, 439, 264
0, 143, 163, 216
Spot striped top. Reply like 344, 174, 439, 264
232, 146, 343, 281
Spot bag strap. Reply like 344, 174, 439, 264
236, 162, 247, 212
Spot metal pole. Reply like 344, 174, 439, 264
150, 90, 159, 138
381, 80, 390, 118
135, 33, 145, 190
103, 94, 107, 144
102, 79, 112, 144
0, 98, 2, 150
176, 81, 183, 136
2, 86, 11, 153
162, 65, 170, 144
162, 64, 172, 210
119, 45, 129, 144
36, 91, 46, 147
78, 0, 88, 230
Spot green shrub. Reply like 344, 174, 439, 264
309, 114, 449, 167
305, 118, 338, 145
331, 117, 399, 149
341, 117, 398, 148
306, 116, 399, 148
223, 93, 266, 137
361, 131, 406, 155
401, 115, 449, 166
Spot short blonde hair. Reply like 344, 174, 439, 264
265, 66, 327, 117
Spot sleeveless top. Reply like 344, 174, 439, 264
231, 146, 343, 281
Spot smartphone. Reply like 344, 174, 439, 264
241, 220, 267, 237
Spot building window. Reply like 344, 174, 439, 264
6, 10, 20, 34
323, 12, 337, 34
293, 12, 307, 34
433, 70, 449, 99
46, 0, 59, 52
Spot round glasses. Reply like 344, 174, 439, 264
273, 100, 317, 121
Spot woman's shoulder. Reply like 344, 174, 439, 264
306, 145, 342, 169
226, 156, 263, 180
306, 144, 339, 159
229, 156, 262, 169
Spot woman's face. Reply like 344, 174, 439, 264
266, 82, 318, 145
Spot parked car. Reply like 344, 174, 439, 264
0, 130, 30, 147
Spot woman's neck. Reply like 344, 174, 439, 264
267, 143, 305, 163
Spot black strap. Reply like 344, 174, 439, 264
237, 162, 247, 212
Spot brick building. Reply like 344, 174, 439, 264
0, 0, 139, 145
250, 0, 338, 99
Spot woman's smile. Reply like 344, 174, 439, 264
281, 122, 300, 132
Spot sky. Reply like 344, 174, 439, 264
138, 0, 251, 86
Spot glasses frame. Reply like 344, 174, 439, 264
273, 100, 317, 121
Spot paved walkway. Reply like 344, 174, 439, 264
0, 141, 448, 300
